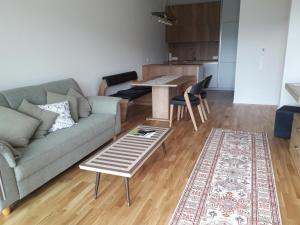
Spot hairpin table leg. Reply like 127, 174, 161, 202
95, 172, 101, 199
124, 177, 131, 207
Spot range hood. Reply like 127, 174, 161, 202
152, 0, 177, 26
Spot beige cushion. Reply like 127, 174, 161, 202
0, 106, 40, 147
18, 99, 58, 138
67, 88, 91, 118
47, 92, 78, 122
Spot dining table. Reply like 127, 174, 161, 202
131, 75, 195, 121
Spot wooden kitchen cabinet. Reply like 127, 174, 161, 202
166, 2, 221, 43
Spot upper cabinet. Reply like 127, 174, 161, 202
166, 2, 221, 43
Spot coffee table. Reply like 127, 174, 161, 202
79, 125, 172, 206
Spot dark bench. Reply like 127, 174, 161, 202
98, 71, 151, 121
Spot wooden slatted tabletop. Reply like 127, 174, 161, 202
79, 125, 172, 206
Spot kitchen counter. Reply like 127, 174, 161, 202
285, 83, 300, 104
142, 64, 202, 82
164, 60, 218, 65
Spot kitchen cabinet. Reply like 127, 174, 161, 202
202, 63, 219, 88
166, 2, 221, 43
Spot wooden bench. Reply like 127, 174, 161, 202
99, 71, 151, 122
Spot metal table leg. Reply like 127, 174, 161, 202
161, 142, 167, 155
124, 177, 131, 207
95, 172, 101, 199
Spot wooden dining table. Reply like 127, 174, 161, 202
132, 75, 195, 121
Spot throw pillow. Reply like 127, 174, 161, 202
0, 106, 41, 147
47, 92, 79, 122
18, 99, 59, 138
38, 101, 76, 132
67, 88, 91, 118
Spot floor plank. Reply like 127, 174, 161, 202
1, 91, 299, 225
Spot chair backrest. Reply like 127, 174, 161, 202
99, 71, 138, 96
203, 75, 213, 89
188, 79, 206, 96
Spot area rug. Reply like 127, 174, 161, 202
169, 129, 281, 225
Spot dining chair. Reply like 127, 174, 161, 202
200, 75, 213, 114
169, 80, 206, 131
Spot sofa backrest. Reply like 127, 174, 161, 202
0, 78, 83, 109
102, 71, 138, 87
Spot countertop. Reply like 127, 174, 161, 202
143, 61, 218, 67
165, 60, 218, 65
285, 83, 300, 104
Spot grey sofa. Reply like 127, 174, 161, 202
0, 78, 121, 214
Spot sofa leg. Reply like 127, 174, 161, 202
113, 135, 117, 141
2, 207, 11, 216
120, 99, 129, 123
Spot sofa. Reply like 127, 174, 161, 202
0, 78, 121, 215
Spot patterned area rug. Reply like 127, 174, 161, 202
169, 129, 281, 225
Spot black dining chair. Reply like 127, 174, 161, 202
169, 79, 206, 131
200, 75, 213, 114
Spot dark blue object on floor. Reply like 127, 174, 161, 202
274, 106, 300, 139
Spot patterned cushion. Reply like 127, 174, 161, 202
47, 92, 79, 122
38, 101, 75, 132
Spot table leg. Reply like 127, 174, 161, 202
124, 177, 131, 207
161, 142, 167, 155
95, 172, 101, 199
150, 86, 170, 120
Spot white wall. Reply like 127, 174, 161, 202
234, 0, 291, 105
0, 0, 167, 96
279, 0, 300, 106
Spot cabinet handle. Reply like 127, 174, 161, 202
295, 145, 300, 150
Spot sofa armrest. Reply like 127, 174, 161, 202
0, 155, 19, 211
88, 96, 122, 134
0, 143, 17, 168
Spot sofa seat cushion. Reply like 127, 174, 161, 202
110, 87, 151, 101
14, 113, 115, 182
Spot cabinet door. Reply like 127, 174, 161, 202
203, 63, 219, 88
166, 2, 220, 43
207, 2, 221, 24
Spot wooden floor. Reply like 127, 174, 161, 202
1, 91, 300, 225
